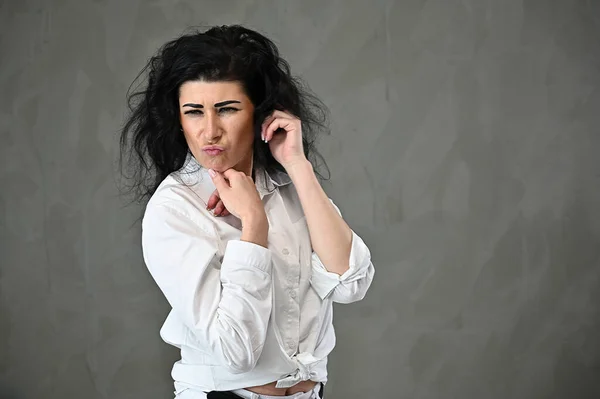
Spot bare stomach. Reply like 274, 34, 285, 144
245, 380, 318, 396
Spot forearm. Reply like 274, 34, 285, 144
240, 213, 269, 248
286, 159, 352, 275
142, 204, 273, 373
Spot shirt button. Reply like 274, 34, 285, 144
282, 248, 290, 255
290, 290, 296, 298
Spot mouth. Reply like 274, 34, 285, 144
202, 146, 225, 156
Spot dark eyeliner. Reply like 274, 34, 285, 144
218, 107, 239, 113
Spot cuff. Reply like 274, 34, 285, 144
310, 231, 371, 299
222, 240, 272, 273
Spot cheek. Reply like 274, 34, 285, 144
244, 115, 256, 140
182, 129, 195, 144
232, 117, 255, 144
182, 115, 197, 128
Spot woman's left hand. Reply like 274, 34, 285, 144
261, 110, 307, 169
206, 189, 230, 217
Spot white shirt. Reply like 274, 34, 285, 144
141, 153, 375, 392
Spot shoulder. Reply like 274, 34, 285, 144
144, 172, 216, 233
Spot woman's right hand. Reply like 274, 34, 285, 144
208, 168, 266, 223
209, 168, 268, 247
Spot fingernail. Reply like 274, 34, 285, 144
208, 169, 216, 177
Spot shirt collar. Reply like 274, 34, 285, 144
179, 152, 292, 198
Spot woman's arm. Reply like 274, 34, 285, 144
142, 201, 272, 373
262, 110, 374, 302
286, 159, 353, 276
286, 160, 375, 304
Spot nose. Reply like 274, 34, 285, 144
204, 111, 221, 142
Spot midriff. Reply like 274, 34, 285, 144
245, 380, 318, 396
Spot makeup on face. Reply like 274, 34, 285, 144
178, 80, 255, 174
182, 100, 242, 114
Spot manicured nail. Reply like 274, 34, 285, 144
208, 169, 216, 177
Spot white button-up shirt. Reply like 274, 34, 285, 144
141, 154, 374, 392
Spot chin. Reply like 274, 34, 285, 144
198, 156, 229, 172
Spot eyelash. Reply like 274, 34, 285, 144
185, 107, 239, 115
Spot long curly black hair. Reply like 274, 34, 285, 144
119, 25, 330, 204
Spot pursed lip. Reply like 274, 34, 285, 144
202, 145, 225, 156
202, 145, 225, 151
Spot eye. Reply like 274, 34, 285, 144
218, 107, 239, 114
184, 110, 203, 115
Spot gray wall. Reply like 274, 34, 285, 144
1, 1, 599, 398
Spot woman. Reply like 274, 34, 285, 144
119, 25, 374, 399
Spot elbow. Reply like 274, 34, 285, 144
211, 306, 270, 374
331, 284, 368, 304
224, 356, 257, 374
332, 263, 375, 304
219, 337, 263, 374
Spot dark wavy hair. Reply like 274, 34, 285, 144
119, 25, 330, 204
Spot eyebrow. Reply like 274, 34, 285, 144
182, 100, 241, 108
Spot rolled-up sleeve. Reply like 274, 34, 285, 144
309, 201, 375, 304
142, 203, 272, 373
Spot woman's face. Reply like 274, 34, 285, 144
179, 80, 255, 174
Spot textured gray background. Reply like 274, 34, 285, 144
1, 0, 600, 398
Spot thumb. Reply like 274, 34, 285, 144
208, 169, 228, 191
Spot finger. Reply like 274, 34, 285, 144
271, 109, 296, 120
213, 200, 226, 216
221, 208, 231, 217
209, 169, 229, 191
264, 118, 285, 142
261, 110, 298, 141
222, 168, 245, 182
261, 114, 276, 141
207, 189, 220, 210
265, 118, 294, 143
